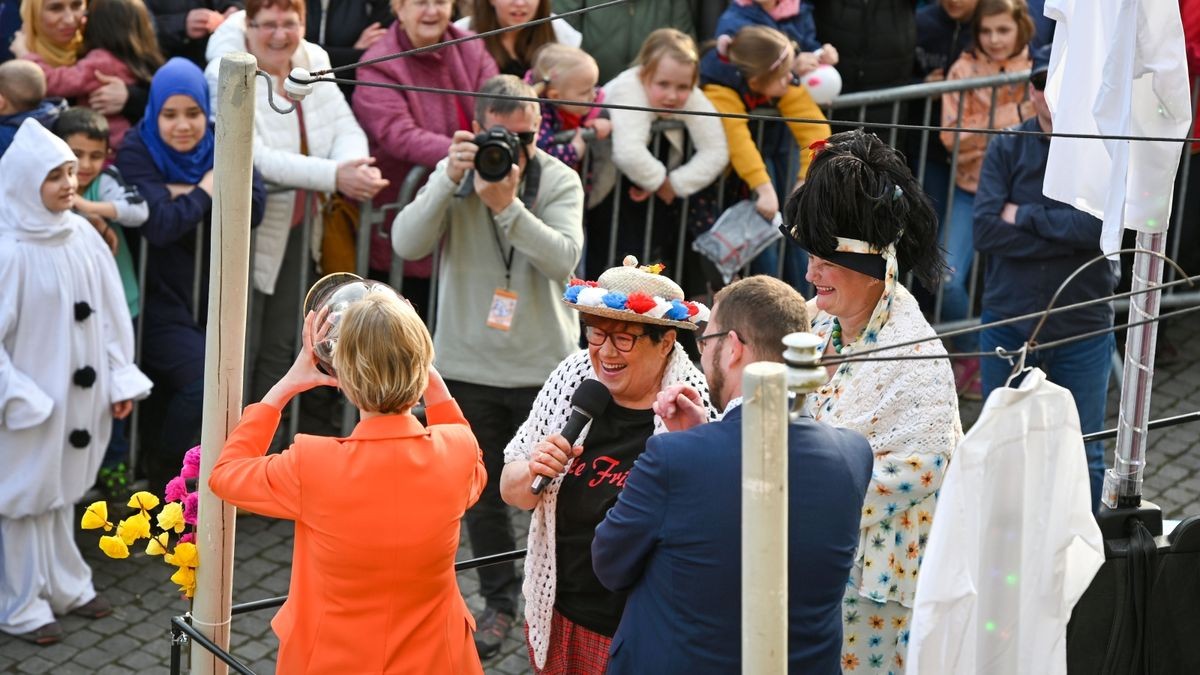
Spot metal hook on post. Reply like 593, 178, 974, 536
257, 67, 321, 115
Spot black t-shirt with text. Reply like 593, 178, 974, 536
554, 403, 655, 636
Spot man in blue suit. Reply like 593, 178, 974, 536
592, 275, 873, 674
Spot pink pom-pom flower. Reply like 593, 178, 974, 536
165, 476, 189, 503
180, 446, 201, 480
183, 492, 199, 526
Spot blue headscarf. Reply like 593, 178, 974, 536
138, 58, 215, 184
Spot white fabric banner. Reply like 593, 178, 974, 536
1042, 0, 1193, 255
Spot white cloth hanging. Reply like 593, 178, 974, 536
1041, 0, 1193, 255
906, 368, 1105, 675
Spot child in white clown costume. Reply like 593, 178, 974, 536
0, 118, 152, 645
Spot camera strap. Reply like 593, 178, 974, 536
488, 211, 515, 290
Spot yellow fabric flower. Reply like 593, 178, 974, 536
170, 565, 197, 597
127, 491, 161, 512
157, 501, 186, 534
166, 542, 199, 569
80, 501, 113, 531
99, 535, 130, 559
116, 513, 151, 545
146, 532, 170, 556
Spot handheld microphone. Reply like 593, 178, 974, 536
530, 379, 611, 495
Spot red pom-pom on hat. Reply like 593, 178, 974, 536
568, 278, 586, 286
683, 300, 700, 317
626, 292, 656, 314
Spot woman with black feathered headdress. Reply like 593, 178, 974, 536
782, 129, 963, 673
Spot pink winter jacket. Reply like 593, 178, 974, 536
24, 49, 137, 150
352, 23, 498, 275
940, 47, 1032, 193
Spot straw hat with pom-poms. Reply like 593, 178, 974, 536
562, 255, 709, 330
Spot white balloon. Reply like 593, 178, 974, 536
801, 64, 843, 105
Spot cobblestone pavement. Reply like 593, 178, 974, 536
3, 317, 1197, 674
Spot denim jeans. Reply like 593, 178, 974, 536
979, 312, 1114, 511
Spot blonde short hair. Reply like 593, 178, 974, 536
635, 28, 700, 88
332, 291, 433, 415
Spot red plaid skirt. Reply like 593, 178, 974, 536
525, 608, 613, 674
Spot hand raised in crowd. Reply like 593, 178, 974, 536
88, 73, 129, 116
656, 179, 676, 205
9, 31, 28, 58
652, 384, 707, 433
527, 433, 582, 484
446, 130, 478, 184
817, 43, 839, 66
198, 169, 216, 196
474, 164, 520, 214
112, 400, 133, 420
754, 182, 780, 222
354, 22, 388, 51
262, 308, 339, 409
628, 185, 652, 202
1001, 202, 1019, 224
85, 213, 119, 255
336, 157, 389, 202
570, 128, 588, 159
186, 8, 222, 39
794, 51, 821, 75
586, 117, 612, 140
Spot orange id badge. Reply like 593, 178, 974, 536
486, 288, 518, 331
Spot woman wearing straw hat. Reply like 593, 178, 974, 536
782, 129, 962, 673
500, 256, 714, 674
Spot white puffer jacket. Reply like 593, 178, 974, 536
204, 11, 369, 295
594, 65, 728, 203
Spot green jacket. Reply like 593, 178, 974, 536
553, 0, 697, 84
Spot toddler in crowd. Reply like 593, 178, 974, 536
16, 0, 164, 149
54, 105, 149, 498
0, 118, 151, 646
700, 23, 830, 287
940, 0, 1034, 396
590, 28, 728, 287
723, 0, 838, 75
0, 59, 65, 157
528, 43, 611, 173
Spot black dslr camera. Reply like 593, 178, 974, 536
472, 126, 535, 182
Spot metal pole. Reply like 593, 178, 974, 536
1107, 231, 1167, 508
192, 52, 257, 675
741, 361, 788, 675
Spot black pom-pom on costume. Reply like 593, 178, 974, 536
74, 302, 93, 321
69, 429, 91, 448
73, 366, 97, 388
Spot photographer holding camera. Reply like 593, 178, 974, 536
391, 74, 584, 659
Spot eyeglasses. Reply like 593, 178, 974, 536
585, 325, 646, 353
695, 329, 734, 354
248, 20, 302, 34
1030, 71, 1047, 91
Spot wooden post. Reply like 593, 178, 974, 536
742, 361, 789, 675
192, 52, 257, 675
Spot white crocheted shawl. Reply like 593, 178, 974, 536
503, 345, 712, 668
808, 283, 963, 608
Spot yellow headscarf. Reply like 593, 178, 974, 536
19, 0, 85, 66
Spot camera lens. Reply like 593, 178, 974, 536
475, 144, 512, 182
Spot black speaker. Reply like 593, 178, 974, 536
1067, 509, 1200, 675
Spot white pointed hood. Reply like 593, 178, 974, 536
0, 118, 79, 240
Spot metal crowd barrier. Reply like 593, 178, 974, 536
167, 548, 528, 675
126, 72, 1200, 478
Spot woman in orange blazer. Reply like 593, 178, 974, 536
210, 292, 486, 675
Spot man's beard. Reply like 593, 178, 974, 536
708, 359, 727, 412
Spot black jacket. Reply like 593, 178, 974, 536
304, 0, 393, 71
810, 0, 917, 93
146, 0, 244, 67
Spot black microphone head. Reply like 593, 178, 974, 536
571, 379, 612, 419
